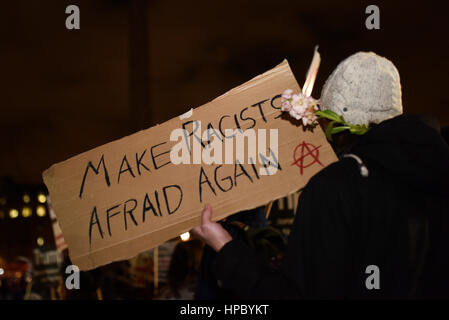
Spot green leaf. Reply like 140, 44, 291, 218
349, 125, 370, 135
325, 121, 335, 141
315, 110, 343, 123
330, 126, 350, 135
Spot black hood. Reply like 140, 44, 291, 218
351, 115, 449, 196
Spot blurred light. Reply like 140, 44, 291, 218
0, 197, 6, 206
23, 194, 31, 203
37, 193, 47, 204
0, 268, 4, 275
180, 232, 190, 241
36, 205, 46, 217
9, 209, 19, 219
22, 206, 32, 218
37, 237, 44, 247
0, 210, 5, 219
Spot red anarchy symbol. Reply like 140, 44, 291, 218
292, 141, 324, 175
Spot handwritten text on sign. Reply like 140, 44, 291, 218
43, 60, 337, 270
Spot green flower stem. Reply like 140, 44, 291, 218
315, 109, 370, 141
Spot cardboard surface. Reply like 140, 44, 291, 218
43, 60, 338, 270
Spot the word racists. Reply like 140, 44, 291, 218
170, 121, 279, 175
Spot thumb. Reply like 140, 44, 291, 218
201, 204, 212, 226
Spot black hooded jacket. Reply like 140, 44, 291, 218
213, 115, 449, 299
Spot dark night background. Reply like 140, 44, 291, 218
0, 0, 448, 297
1, 0, 448, 184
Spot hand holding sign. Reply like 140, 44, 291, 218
191, 204, 232, 252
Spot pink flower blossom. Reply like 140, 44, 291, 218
281, 101, 291, 112
281, 89, 293, 99
289, 109, 301, 120
280, 89, 320, 126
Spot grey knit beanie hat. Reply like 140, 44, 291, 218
320, 52, 403, 126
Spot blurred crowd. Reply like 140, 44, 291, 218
0, 204, 290, 300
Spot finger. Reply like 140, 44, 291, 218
201, 204, 212, 226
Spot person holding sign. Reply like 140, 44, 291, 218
193, 52, 449, 299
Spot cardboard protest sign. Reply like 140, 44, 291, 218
42, 59, 338, 270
